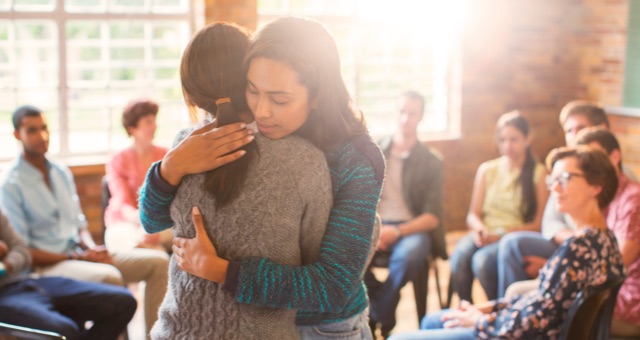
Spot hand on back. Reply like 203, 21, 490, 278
161, 122, 255, 186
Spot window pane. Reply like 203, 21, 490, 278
0, 0, 10, 11
16, 21, 56, 40
68, 108, 108, 130
151, 0, 188, 14
67, 21, 102, 40
110, 47, 145, 61
0, 21, 8, 39
110, 21, 145, 40
109, 0, 147, 13
65, 0, 106, 13
13, 0, 55, 12
69, 129, 109, 153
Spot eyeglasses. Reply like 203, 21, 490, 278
545, 171, 585, 190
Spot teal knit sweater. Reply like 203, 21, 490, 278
140, 134, 385, 325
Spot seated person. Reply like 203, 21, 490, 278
105, 99, 170, 252
0, 105, 169, 339
496, 100, 628, 298
572, 128, 640, 337
389, 146, 625, 340
365, 91, 445, 337
0, 209, 136, 340
449, 111, 547, 301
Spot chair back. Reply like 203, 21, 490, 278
560, 277, 625, 340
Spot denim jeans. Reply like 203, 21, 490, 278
387, 310, 476, 340
496, 231, 558, 297
365, 232, 431, 329
0, 277, 136, 340
298, 309, 373, 340
449, 233, 499, 302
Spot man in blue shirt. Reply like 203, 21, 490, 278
0, 105, 169, 338
0, 208, 137, 340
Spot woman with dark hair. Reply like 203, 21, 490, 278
140, 17, 384, 339
450, 111, 548, 301
390, 146, 625, 340
147, 23, 333, 339
104, 99, 170, 252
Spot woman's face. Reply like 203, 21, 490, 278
129, 114, 157, 142
548, 156, 599, 215
245, 57, 311, 140
497, 125, 528, 160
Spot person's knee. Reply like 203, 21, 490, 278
44, 318, 82, 340
498, 233, 525, 258
471, 251, 495, 278
91, 265, 124, 286
147, 252, 169, 278
116, 291, 138, 320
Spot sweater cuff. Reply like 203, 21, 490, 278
151, 161, 179, 194
223, 260, 241, 296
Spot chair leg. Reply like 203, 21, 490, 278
433, 259, 446, 309
412, 260, 429, 327
445, 272, 454, 309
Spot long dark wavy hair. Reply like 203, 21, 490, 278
180, 22, 257, 209
244, 16, 368, 151
496, 111, 537, 223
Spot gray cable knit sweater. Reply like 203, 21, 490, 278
151, 134, 332, 340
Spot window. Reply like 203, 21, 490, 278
623, 0, 640, 107
0, 0, 192, 162
258, 0, 464, 139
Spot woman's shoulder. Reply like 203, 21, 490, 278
478, 157, 501, 178
569, 227, 617, 250
259, 134, 322, 154
108, 147, 135, 166
331, 134, 385, 180
257, 134, 327, 168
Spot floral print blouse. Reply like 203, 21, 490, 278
476, 227, 625, 339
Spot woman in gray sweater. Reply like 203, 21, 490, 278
149, 23, 332, 339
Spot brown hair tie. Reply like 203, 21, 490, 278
215, 97, 231, 105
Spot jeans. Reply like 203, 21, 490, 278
496, 231, 558, 297
387, 310, 476, 340
449, 233, 499, 302
298, 309, 373, 340
36, 247, 169, 335
0, 277, 137, 340
365, 232, 431, 329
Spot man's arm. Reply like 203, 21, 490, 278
30, 248, 70, 266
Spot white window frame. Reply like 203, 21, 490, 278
257, 0, 462, 141
0, 0, 195, 164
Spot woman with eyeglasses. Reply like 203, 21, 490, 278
449, 111, 549, 302
390, 146, 625, 340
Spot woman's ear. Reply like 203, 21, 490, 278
590, 184, 603, 199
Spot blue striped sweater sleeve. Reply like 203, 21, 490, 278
231, 137, 385, 322
139, 161, 177, 233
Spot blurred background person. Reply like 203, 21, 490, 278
105, 99, 170, 253
449, 111, 548, 302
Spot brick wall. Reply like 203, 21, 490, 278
72, 0, 635, 240
428, 0, 632, 232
